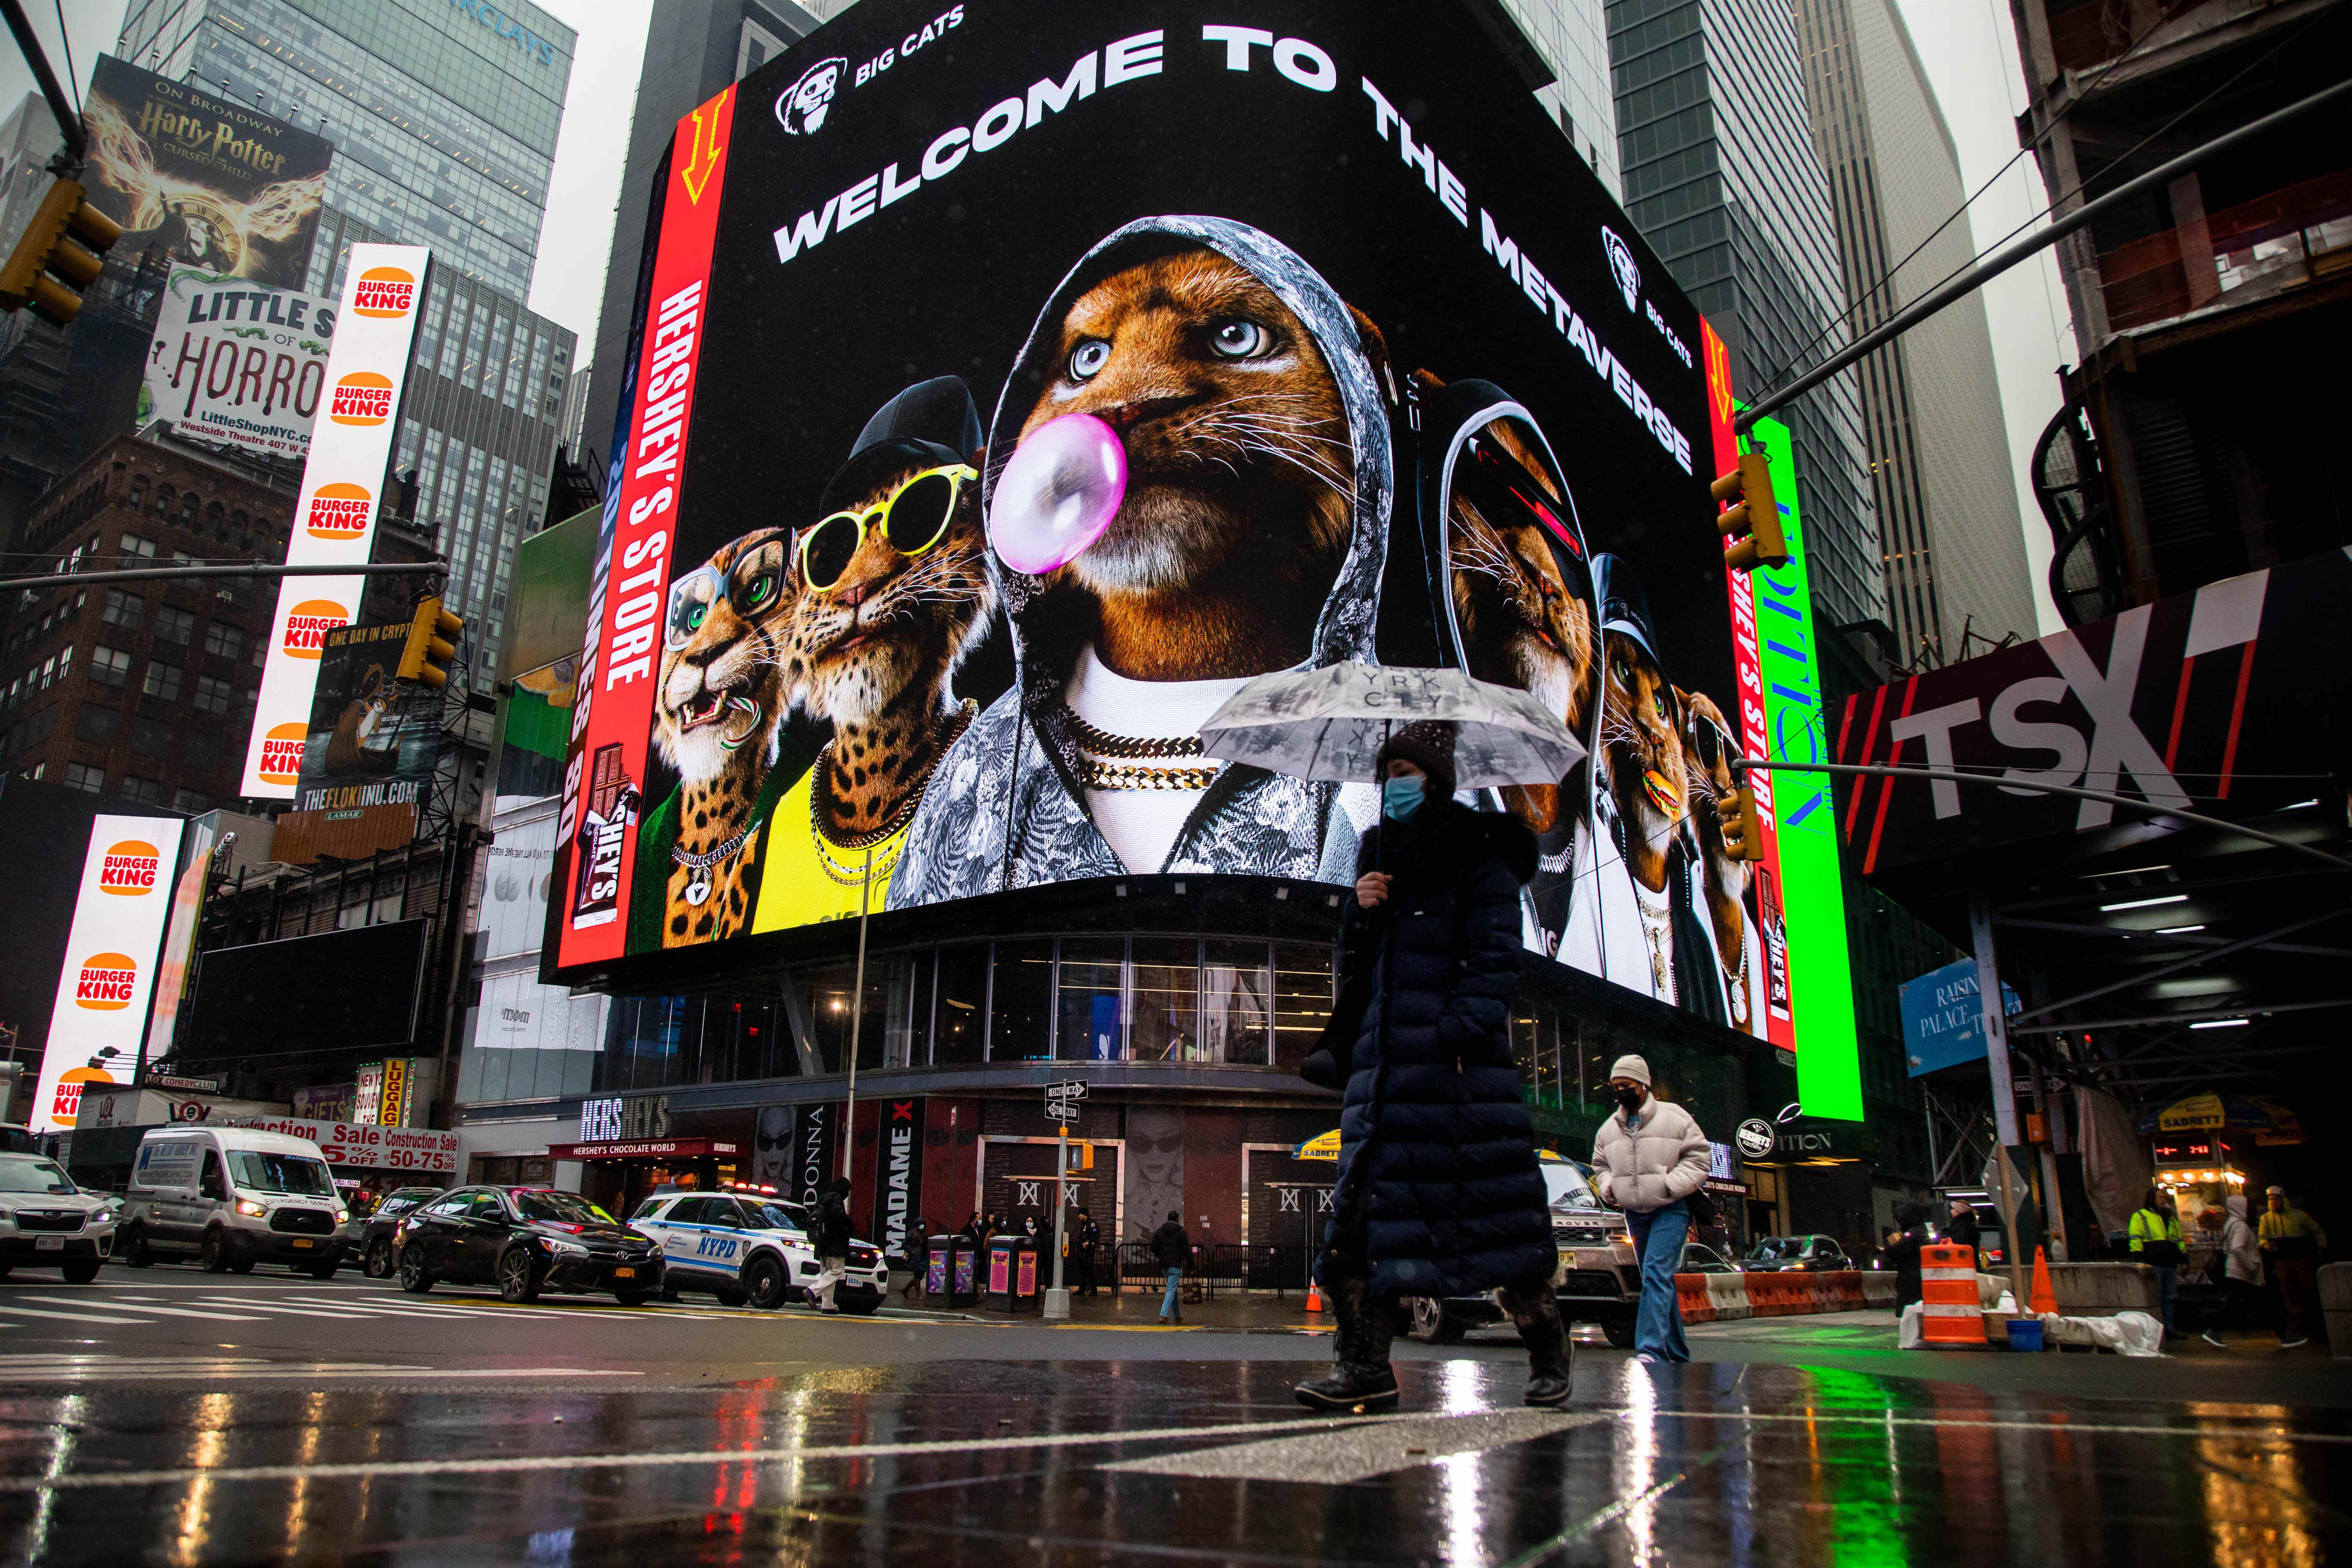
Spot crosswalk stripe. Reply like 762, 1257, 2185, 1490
0, 1305, 151, 1326
179, 1301, 378, 1319
270, 1297, 629, 1322
15, 1296, 266, 1322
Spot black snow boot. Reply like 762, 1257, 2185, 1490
1503, 1278, 1573, 1408
1293, 1276, 1400, 1412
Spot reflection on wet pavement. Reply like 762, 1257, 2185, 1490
0, 1356, 2345, 1565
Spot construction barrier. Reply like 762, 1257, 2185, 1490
1665, 1269, 1890, 1324
1921, 1242, 1984, 1347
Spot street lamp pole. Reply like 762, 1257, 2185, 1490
840, 844, 872, 1181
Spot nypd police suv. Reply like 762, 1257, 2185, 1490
630, 1186, 887, 1312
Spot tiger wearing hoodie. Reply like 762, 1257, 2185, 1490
892, 217, 1394, 903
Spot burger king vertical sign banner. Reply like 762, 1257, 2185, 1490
239, 242, 431, 797
33, 816, 188, 1132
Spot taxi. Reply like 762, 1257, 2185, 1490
629, 1185, 887, 1312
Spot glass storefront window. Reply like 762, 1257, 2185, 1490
989, 940, 1053, 1061
1055, 938, 1124, 1061
933, 946, 986, 1065
895, 950, 935, 1067
1272, 943, 1335, 1071
1129, 938, 1200, 1063
1200, 939, 1272, 1065
797, 961, 893, 1073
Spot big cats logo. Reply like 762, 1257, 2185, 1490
98, 840, 162, 894
351, 266, 417, 318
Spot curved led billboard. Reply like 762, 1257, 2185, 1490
551, 0, 1804, 1051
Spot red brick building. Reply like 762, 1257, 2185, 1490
0, 433, 295, 811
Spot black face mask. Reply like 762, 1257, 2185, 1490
1615, 1086, 1644, 1113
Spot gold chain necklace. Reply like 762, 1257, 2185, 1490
1061, 707, 1205, 759
1077, 756, 1221, 791
811, 700, 975, 855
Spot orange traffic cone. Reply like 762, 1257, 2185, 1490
2030, 1246, 2058, 1316
1306, 1278, 1324, 1313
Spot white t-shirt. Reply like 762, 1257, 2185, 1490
1063, 644, 1254, 874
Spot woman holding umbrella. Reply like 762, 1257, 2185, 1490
1291, 719, 1569, 1411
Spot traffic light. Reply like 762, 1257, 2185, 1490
1710, 449, 1787, 572
0, 179, 122, 324
1728, 781, 1765, 862
396, 597, 463, 688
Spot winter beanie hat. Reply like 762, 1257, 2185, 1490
1378, 720, 1459, 799
1607, 1054, 1652, 1089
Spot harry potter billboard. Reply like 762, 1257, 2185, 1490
82, 56, 332, 289
549, 0, 1810, 1051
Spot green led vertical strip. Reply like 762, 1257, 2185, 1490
1746, 413, 1862, 1120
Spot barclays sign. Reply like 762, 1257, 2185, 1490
450, 0, 558, 68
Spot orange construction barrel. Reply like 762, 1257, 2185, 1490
1920, 1241, 1983, 1347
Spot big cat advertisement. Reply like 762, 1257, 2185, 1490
552, 0, 1797, 1045
81, 57, 333, 289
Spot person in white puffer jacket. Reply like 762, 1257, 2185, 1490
1589, 1054, 1710, 1364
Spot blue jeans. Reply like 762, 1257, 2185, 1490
1625, 1201, 1691, 1362
1162, 1268, 1183, 1318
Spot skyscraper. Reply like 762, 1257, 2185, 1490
115, 0, 582, 684
1491, 0, 1624, 198
578, 0, 819, 478
1607, 0, 1884, 633
115, 0, 575, 301
1795, 0, 2037, 660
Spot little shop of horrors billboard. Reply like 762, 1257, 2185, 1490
551, 0, 1807, 1051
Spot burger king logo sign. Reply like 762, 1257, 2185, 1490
352, 265, 417, 318
97, 839, 162, 895
330, 371, 395, 426
305, 481, 373, 540
257, 722, 307, 786
50, 1065, 112, 1127
281, 598, 348, 660
74, 952, 138, 1010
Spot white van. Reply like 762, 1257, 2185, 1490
119, 1127, 350, 1277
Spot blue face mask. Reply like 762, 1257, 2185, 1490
1381, 775, 1426, 821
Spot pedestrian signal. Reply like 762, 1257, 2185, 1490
0, 179, 123, 325
396, 597, 463, 688
1710, 450, 1787, 573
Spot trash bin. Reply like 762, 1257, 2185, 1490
929, 1234, 978, 1307
986, 1237, 1043, 1313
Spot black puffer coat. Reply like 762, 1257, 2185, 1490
1326, 800, 1552, 1299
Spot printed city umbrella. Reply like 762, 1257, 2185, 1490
1197, 663, 1584, 787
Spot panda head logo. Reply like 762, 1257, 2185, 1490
777, 57, 849, 136
1602, 227, 1640, 312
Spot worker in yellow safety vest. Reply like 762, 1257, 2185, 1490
2128, 1188, 2184, 1341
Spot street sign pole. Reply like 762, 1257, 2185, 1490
1042, 1079, 1085, 1320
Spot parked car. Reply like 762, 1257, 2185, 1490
1743, 1234, 1851, 1272
395, 1185, 663, 1304
630, 1187, 888, 1312
356, 1186, 449, 1278
117, 1127, 348, 1277
0, 1152, 116, 1283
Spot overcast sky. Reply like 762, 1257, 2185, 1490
10, 0, 2071, 633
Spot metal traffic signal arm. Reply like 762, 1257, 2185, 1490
0, 561, 446, 592
0, 0, 121, 325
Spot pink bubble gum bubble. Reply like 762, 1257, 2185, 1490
988, 411, 1128, 576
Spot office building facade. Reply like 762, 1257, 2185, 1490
303, 206, 574, 685
115, 0, 575, 301
578, 0, 819, 479
1794, 0, 2037, 660
1607, 0, 1884, 633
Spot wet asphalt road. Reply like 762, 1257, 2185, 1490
0, 1266, 2345, 1564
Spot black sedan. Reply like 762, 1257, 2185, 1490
395, 1185, 663, 1304
356, 1186, 449, 1278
